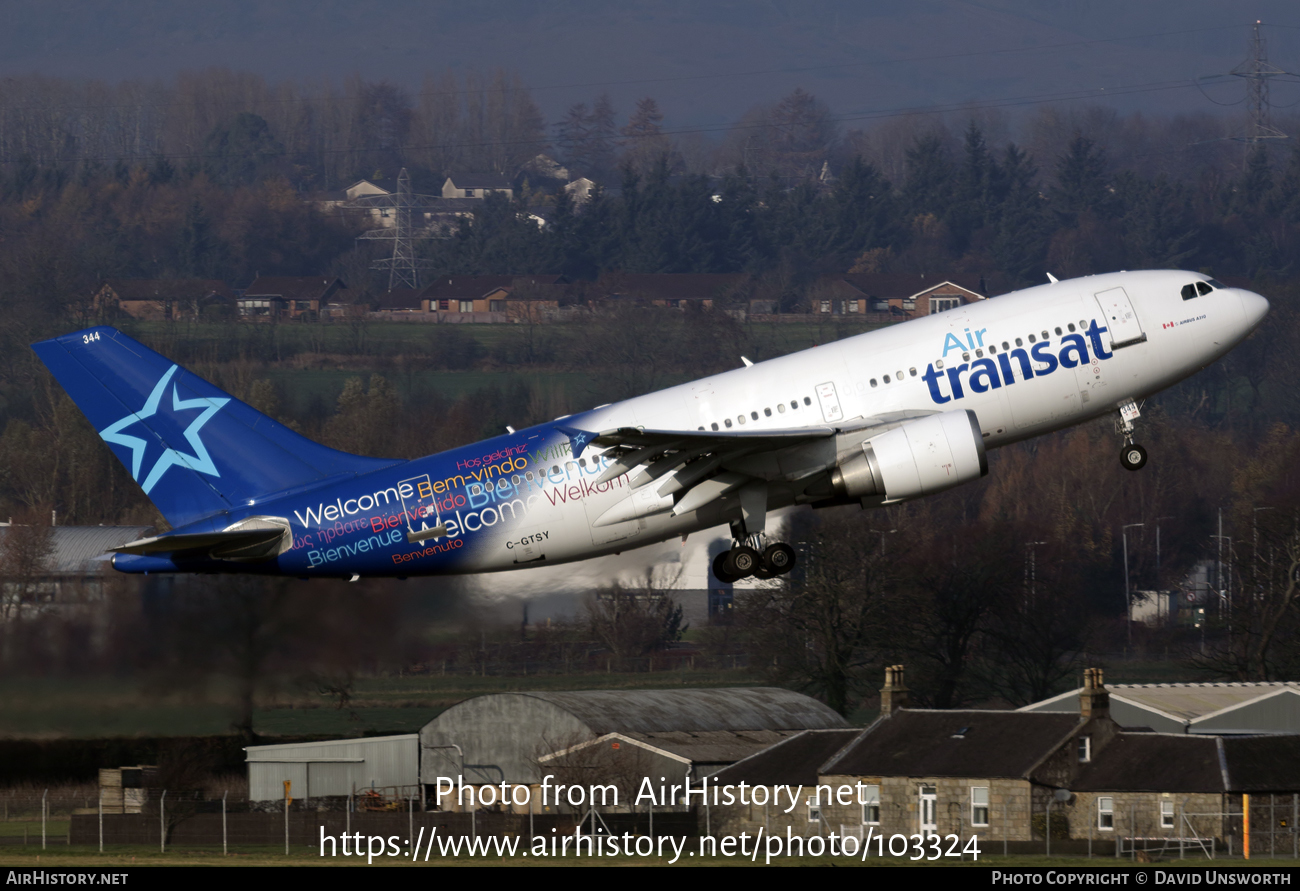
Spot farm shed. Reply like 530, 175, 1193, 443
245, 734, 419, 803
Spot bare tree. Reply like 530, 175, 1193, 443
586, 566, 687, 663
743, 511, 894, 716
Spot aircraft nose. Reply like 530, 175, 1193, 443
1240, 289, 1270, 330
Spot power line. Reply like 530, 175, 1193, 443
0, 75, 1207, 167
0, 24, 1246, 114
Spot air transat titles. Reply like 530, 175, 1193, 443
923, 319, 1113, 405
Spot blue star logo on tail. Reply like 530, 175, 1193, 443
99, 365, 230, 494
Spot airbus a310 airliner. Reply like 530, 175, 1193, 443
33, 270, 1267, 583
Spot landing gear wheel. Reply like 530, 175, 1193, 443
724, 545, 761, 578
1120, 443, 1148, 472
762, 543, 797, 576
752, 563, 776, 580
712, 551, 743, 584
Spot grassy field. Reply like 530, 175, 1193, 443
0, 843, 1277, 867
0, 669, 766, 739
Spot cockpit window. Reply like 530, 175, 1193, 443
1196, 281, 1213, 297
1181, 283, 1198, 301
1207, 278, 1226, 289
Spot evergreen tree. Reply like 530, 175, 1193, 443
990, 144, 1050, 285
201, 112, 283, 186
902, 134, 954, 220
1051, 134, 1112, 221
946, 122, 995, 253
828, 156, 896, 263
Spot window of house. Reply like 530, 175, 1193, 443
862, 785, 880, 825
459, 300, 474, 312
971, 787, 990, 827
1098, 797, 1114, 830
848, 301, 860, 313
1078, 736, 1091, 763
1161, 800, 1174, 829
439, 299, 451, 311
820, 300, 831, 313
808, 802, 822, 823
489, 300, 506, 312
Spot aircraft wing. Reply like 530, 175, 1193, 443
556, 411, 935, 524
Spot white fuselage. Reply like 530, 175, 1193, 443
450, 270, 1266, 572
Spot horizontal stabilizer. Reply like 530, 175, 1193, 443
113, 516, 292, 562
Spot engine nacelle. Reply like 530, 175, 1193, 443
831, 409, 987, 502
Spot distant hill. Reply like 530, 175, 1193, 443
0, 1, 1291, 126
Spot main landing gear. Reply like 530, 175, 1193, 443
711, 481, 798, 582
712, 537, 797, 583
1117, 398, 1148, 472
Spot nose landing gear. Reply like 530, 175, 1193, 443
1117, 398, 1147, 471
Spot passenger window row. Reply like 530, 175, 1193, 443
702, 396, 814, 431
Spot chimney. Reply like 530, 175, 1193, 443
881, 664, 910, 715
1079, 667, 1110, 719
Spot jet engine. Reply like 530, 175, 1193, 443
829, 409, 987, 502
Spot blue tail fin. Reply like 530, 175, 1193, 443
32, 326, 399, 528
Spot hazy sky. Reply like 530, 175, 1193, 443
3, 1, 1299, 129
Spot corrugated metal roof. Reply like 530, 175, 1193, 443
521, 687, 847, 733
1022, 682, 1300, 723
0, 525, 152, 575
620, 729, 801, 764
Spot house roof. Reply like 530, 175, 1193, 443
835, 273, 987, 300
1021, 682, 1300, 724
710, 729, 862, 786
1221, 735, 1300, 791
822, 710, 1081, 779
375, 288, 424, 310
101, 279, 233, 302
1071, 734, 1225, 793
243, 277, 344, 302
445, 174, 514, 190
522, 687, 848, 735
601, 273, 751, 300
0, 525, 153, 576
421, 275, 566, 301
